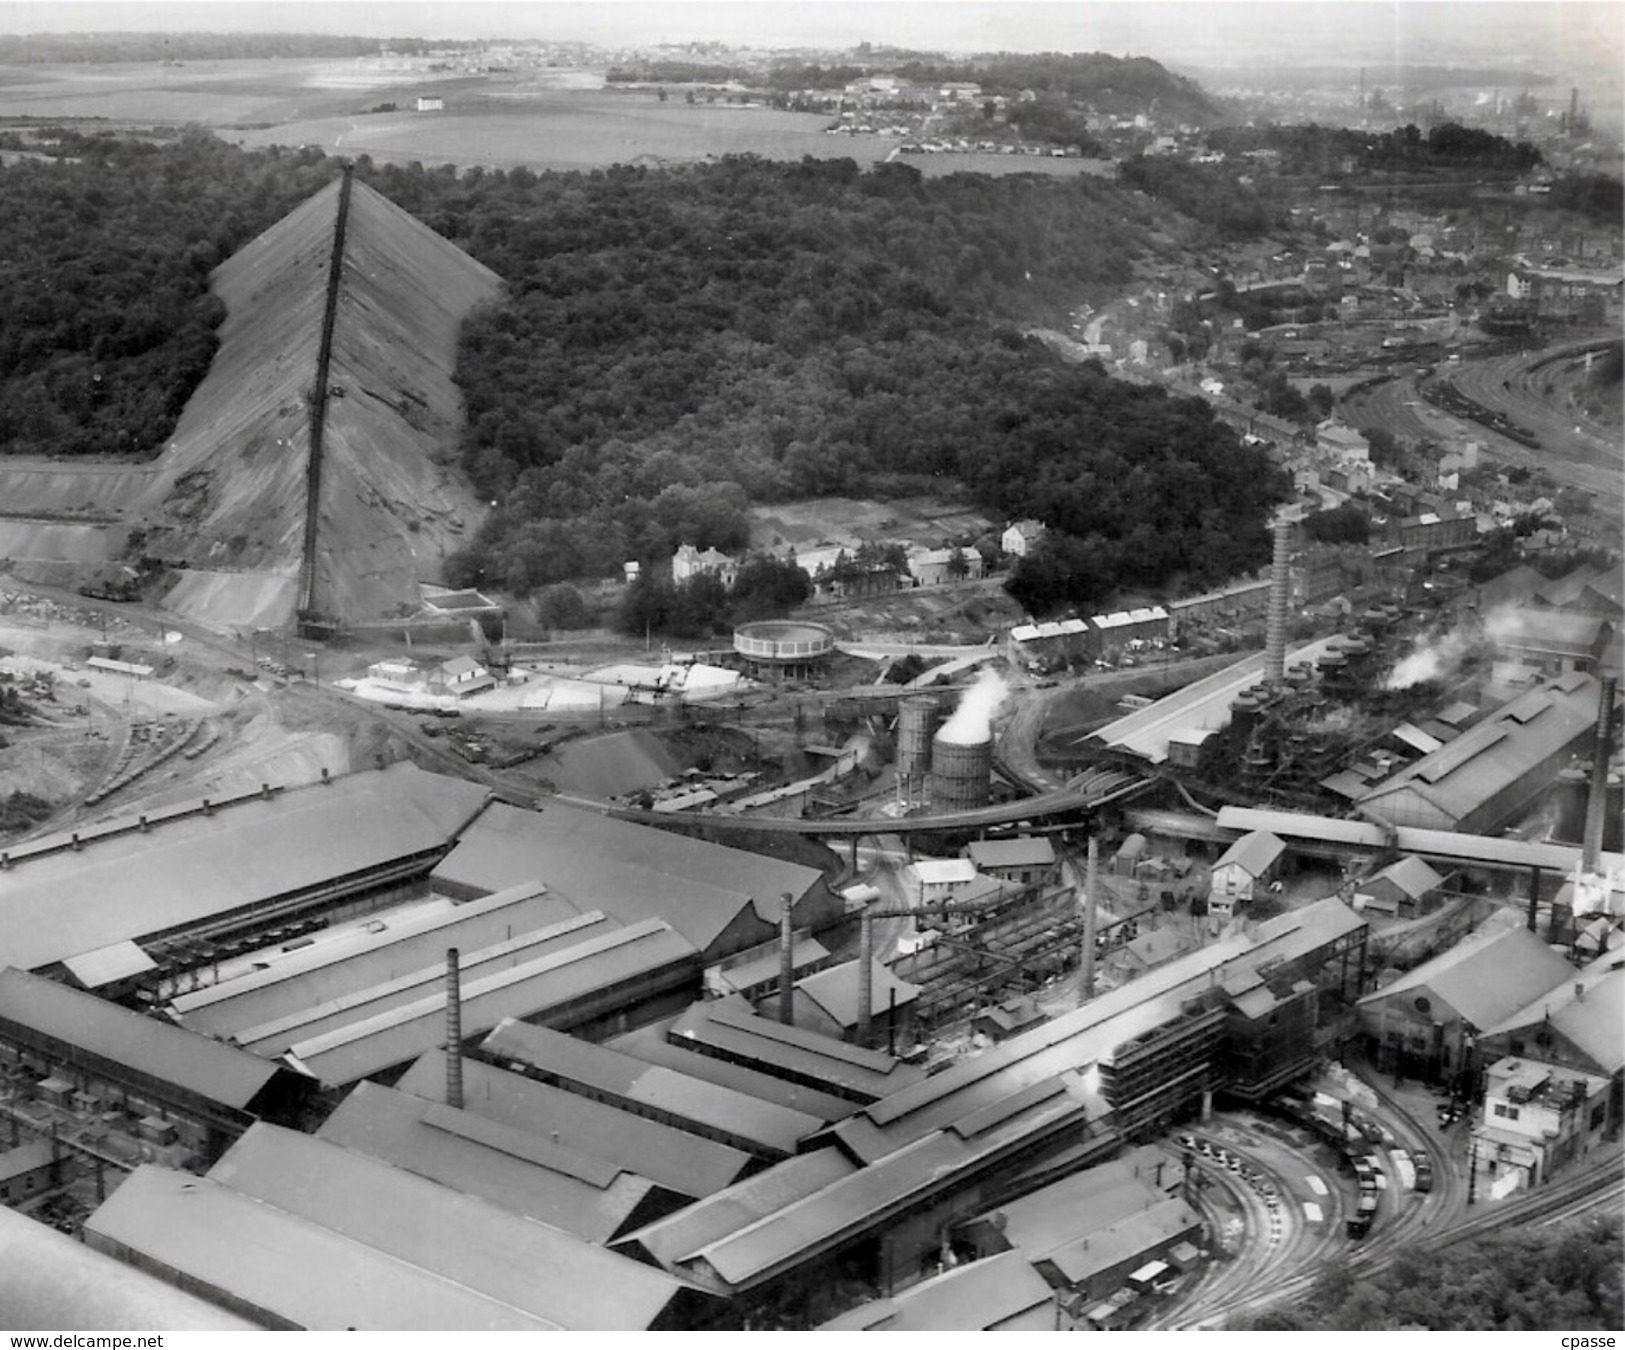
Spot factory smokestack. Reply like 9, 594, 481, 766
445, 948, 463, 1110
778, 894, 795, 1026
1080, 836, 1099, 1004
857, 910, 875, 1048
1265, 516, 1291, 686
1582, 676, 1616, 874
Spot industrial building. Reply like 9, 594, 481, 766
0, 762, 490, 989
820, 1249, 1062, 1331
1477, 961, 1625, 1086
429, 799, 837, 964
1471, 1055, 1614, 1193
1357, 674, 1602, 833
395, 1050, 759, 1201
476, 1019, 822, 1160
0, 968, 315, 1165
1356, 916, 1578, 1082
314, 1080, 683, 1242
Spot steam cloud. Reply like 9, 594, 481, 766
938, 668, 1008, 745
1383, 629, 1473, 690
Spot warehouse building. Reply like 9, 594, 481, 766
279, 917, 700, 1088
477, 1019, 822, 1160
430, 800, 838, 964
1358, 674, 1602, 834
314, 1080, 684, 1243
168, 881, 576, 1041
663, 996, 925, 1105
0, 1202, 259, 1331
1356, 916, 1577, 1082
0, 968, 314, 1165
85, 1165, 574, 1330
820, 1250, 1061, 1331
395, 1049, 758, 1200
606, 1017, 862, 1122
195, 1124, 719, 1329
0, 763, 490, 989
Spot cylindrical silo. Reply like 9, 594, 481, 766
931, 732, 993, 810
897, 697, 938, 786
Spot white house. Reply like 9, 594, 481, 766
427, 655, 496, 699
415, 96, 444, 112
909, 858, 979, 906
671, 543, 738, 588
909, 547, 984, 587
1470, 1055, 1613, 1195
1001, 519, 1046, 558
1316, 420, 1371, 462
1208, 830, 1286, 918
367, 657, 426, 693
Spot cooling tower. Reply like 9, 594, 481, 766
897, 696, 938, 788
931, 732, 993, 811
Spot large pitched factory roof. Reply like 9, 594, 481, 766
314, 1080, 668, 1244
397, 1050, 756, 1199
1481, 962, 1625, 1076
234, 909, 624, 1057
1090, 635, 1346, 764
1357, 921, 1577, 1031
0, 967, 300, 1117
0, 763, 489, 974
205, 1124, 711, 1330
478, 1018, 823, 1158
283, 917, 697, 1087
170, 881, 575, 1039
1358, 673, 1601, 830
85, 1165, 559, 1331
431, 800, 825, 957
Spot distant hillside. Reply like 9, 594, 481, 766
0, 32, 469, 63
892, 52, 1226, 125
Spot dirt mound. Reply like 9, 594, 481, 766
0, 744, 83, 800
134, 178, 502, 627
541, 728, 681, 799
158, 570, 299, 633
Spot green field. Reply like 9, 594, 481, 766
0, 58, 1122, 177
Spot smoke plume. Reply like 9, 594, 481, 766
938, 668, 1008, 745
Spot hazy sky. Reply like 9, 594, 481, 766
0, 0, 1618, 70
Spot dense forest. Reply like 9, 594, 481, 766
1246, 1216, 1623, 1331
0, 129, 342, 456
0, 131, 1285, 612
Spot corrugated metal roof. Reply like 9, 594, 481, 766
843, 899, 1364, 1160
0, 764, 489, 973
1213, 830, 1284, 878
1047, 1198, 1203, 1287
0, 1201, 260, 1331
1358, 923, 1575, 1031
171, 881, 573, 1037
1368, 856, 1445, 900
979, 1144, 1176, 1255
1481, 965, 1625, 1075
207, 1124, 705, 1330
615, 1147, 857, 1271
795, 960, 921, 1031
286, 918, 698, 1087
0, 968, 289, 1113
1091, 637, 1345, 764
478, 1019, 821, 1157
820, 1250, 1056, 1331
314, 1080, 660, 1243
236, 909, 621, 1056
1359, 677, 1601, 828
606, 1017, 861, 1122
966, 837, 1056, 869
61, 940, 157, 989
396, 1050, 754, 1198
85, 1165, 559, 1331
668, 997, 923, 1100
429, 800, 822, 956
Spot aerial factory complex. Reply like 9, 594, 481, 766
0, 19, 1619, 1334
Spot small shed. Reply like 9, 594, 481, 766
1113, 833, 1149, 877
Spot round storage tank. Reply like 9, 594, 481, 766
897, 696, 938, 785
931, 732, 993, 811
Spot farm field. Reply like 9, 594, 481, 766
0, 59, 1127, 177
